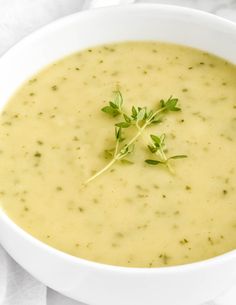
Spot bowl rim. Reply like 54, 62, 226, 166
0, 2, 236, 274
1, 2, 236, 59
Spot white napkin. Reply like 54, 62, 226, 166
0, 245, 46, 305
0, 0, 236, 304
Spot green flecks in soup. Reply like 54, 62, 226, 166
0, 42, 236, 268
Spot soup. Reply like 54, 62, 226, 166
0, 42, 236, 268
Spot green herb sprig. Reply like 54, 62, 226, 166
85, 91, 186, 184
101, 91, 124, 117
145, 134, 187, 173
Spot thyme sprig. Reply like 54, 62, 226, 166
101, 91, 124, 117
85, 91, 185, 184
145, 134, 187, 173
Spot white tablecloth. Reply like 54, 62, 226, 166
0, 0, 236, 304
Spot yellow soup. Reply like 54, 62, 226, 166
0, 42, 236, 268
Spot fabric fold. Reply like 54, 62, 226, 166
0, 245, 47, 305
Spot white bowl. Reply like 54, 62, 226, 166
0, 4, 236, 305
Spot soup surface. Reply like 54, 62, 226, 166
0, 42, 236, 267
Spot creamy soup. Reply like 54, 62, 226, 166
0, 42, 236, 268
